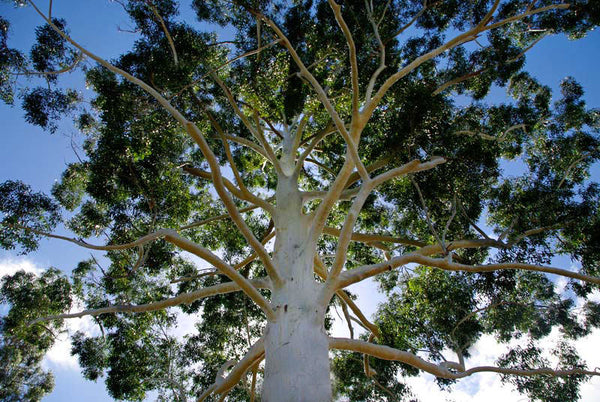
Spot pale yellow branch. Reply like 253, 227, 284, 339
314, 256, 380, 337
147, 1, 178, 65
16, 52, 83, 77
182, 165, 273, 212
321, 157, 446, 300
329, 337, 600, 379
363, 3, 570, 121
199, 338, 265, 401
165, 230, 276, 320
337, 249, 600, 289
184, 122, 281, 286
328, 0, 360, 117
30, 279, 270, 324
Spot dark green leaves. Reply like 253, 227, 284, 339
0, 181, 60, 253
0, 268, 72, 401
21, 87, 79, 132
0, 17, 25, 104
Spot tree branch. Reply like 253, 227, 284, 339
337, 250, 600, 289
199, 338, 265, 401
147, 0, 178, 65
329, 337, 600, 379
321, 157, 446, 299
164, 230, 276, 320
30, 279, 270, 324
327, 0, 360, 117
363, 3, 570, 121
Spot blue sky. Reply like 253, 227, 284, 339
1, 1, 599, 401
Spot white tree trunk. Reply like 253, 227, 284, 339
262, 298, 331, 401
261, 175, 332, 401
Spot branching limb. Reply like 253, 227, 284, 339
182, 165, 273, 213
303, 188, 360, 203
314, 256, 380, 337
184, 123, 281, 286
256, 11, 370, 181
322, 226, 425, 248
365, 0, 386, 102
294, 123, 336, 176
363, 3, 570, 120
329, 337, 600, 380
172, 39, 281, 100
164, 230, 276, 320
411, 176, 444, 249
25, 0, 282, 286
321, 157, 446, 300
15, 52, 84, 77
337, 250, 600, 289
199, 338, 265, 401
372, 156, 446, 187
384, 0, 435, 44
207, 112, 274, 212
178, 204, 262, 231
147, 0, 178, 65
327, 0, 360, 117
12, 225, 170, 251
433, 32, 549, 95
340, 298, 355, 339
210, 73, 282, 174
30, 279, 270, 325
304, 157, 338, 177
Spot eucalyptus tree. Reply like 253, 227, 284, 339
1, 0, 600, 400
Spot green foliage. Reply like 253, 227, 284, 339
0, 268, 71, 401
1, 0, 599, 400
498, 341, 588, 401
0, 180, 60, 253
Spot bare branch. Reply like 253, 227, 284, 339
384, 0, 432, 44
329, 337, 600, 379
340, 298, 355, 339
322, 226, 425, 248
207, 112, 275, 212
210, 73, 282, 174
181, 165, 273, 213
434, 32, 549, 95
172, 39, 281, 100
295, 123, 336, 175
147, 1, 178, 65
365, 0, 386, 101
184, 123, 281, 285
327, 0, 360, 117
30, 279, 270, 324
14, 52, 84, 77
199, 338, 265, 401
164, 230, 276, 320
314, 256, 380, 337
363, 3, 570, 121
338, 250, 600, 289
12, 225, 170, 251
256, 11, 370, 181
178, 204, 262, 231
372, 156, 446, 187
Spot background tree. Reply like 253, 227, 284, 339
1, 0, 600, 400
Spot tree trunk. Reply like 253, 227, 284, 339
262, 296, 331, 401
261, 175, 332, 401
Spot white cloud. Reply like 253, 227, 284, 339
0, 257, 96, 370
43, 299, 98, 371
329, 280, 600, 401
0, 256, 44, 278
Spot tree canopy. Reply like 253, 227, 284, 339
1, 0, 600, 400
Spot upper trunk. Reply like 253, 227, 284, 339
262, 175, 332, 401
